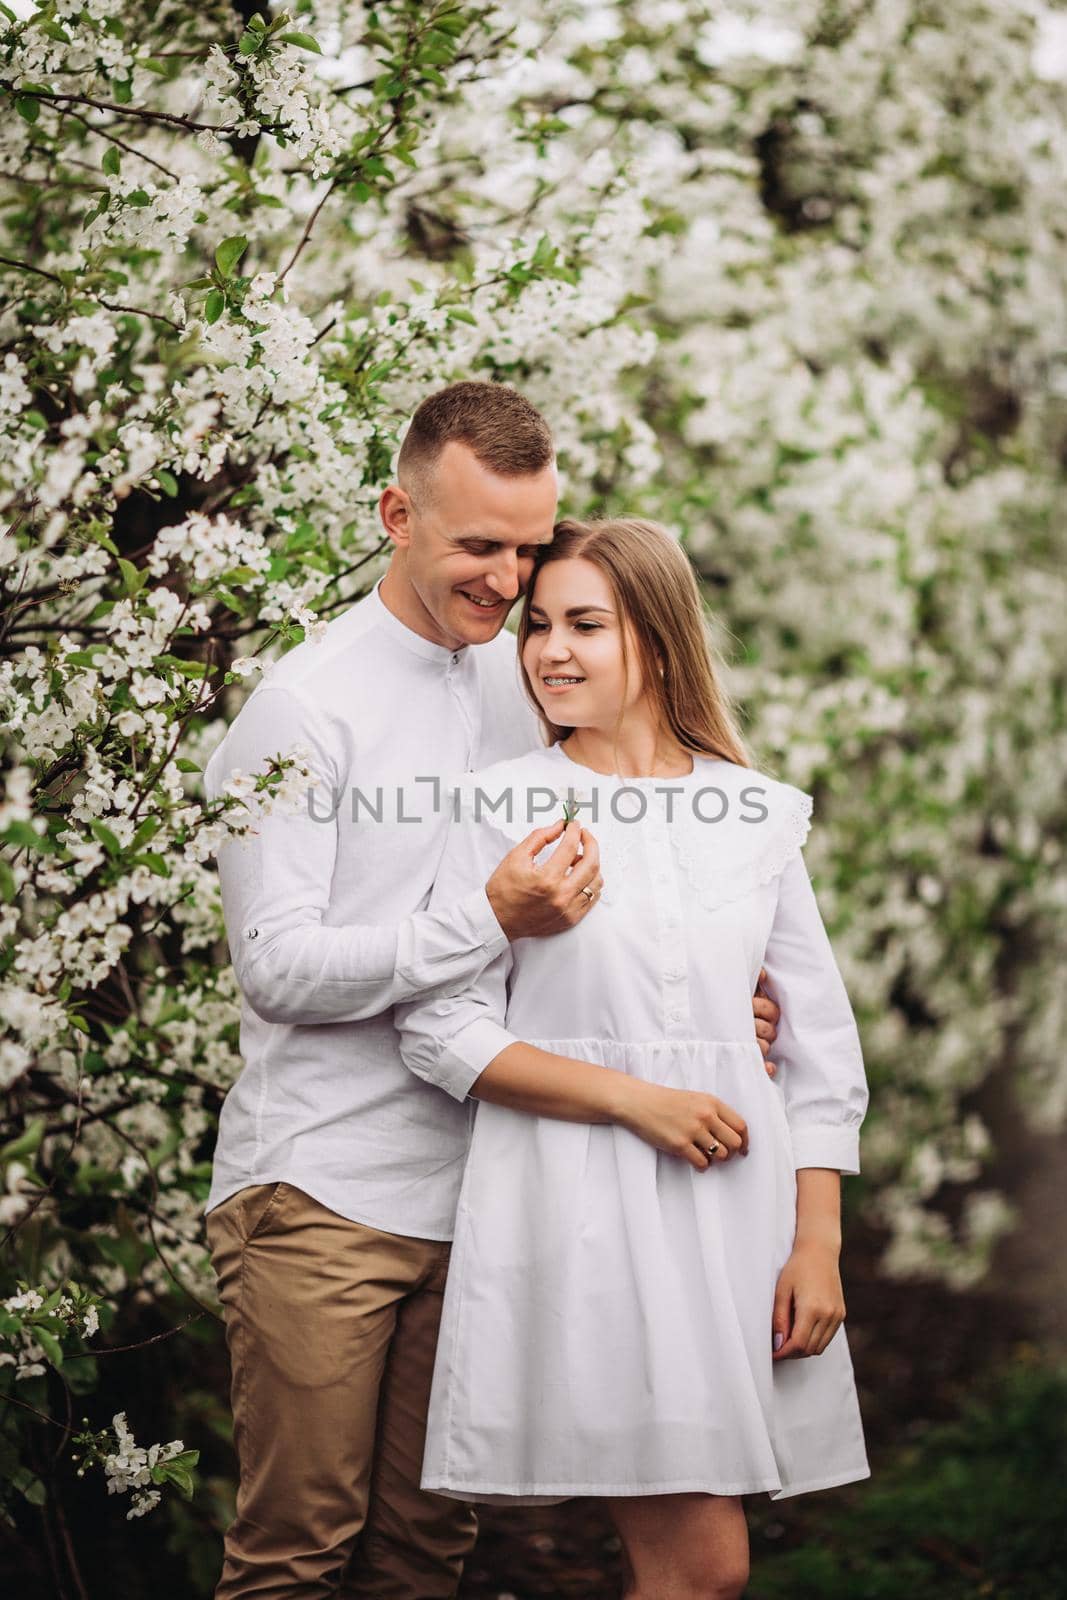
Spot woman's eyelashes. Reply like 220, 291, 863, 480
527, 619, 602, 633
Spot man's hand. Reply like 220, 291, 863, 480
754, 967, 781, 1079
486, 819, 604, 941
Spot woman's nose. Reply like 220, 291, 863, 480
541, 633, 572, 662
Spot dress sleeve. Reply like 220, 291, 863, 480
395, 804, 520, 1102
207, 686, 508, 1027
760, 850, 869, 1174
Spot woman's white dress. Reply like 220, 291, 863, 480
395, 744, 870, 1502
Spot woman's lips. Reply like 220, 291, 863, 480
540, 675, 585, 694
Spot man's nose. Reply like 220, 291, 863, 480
484, 550, 520, 598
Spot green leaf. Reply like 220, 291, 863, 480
40, 21, 70, 41
68, 1014, 90, 1035
153, 1449, 199, 1499
176, 758, 201, 773
137, 852, 170, 878
238, 31, 259, 55
0, 1116, 45, 1165
1, 820, 55, 853
531, 232, 556, 269
16, 96, 39, 124
247, 11, 267, 30
127, 189, 150, 207
14, 1470, 47, 1508
33, 1331, 63, 1369
132, 815, 162, 847
204, 289, 225, 324
214, 235, 248, 279
431, 13, 468, 35
156, 468, 179, 497
277, 29, 321, 52
0, 859, 15, 902
90, 819, 123, 856
161, 656, 207, 679
102, 146, 121, 177
117, 557, 147, 596
34, 1327, 64, 1370
112, 77, 133, 104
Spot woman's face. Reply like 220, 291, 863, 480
522, 557, 650, 729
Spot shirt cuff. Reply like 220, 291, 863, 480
462, 884, 509, 959
790, 1123, 861, 1175
430, 1018, 518, 1103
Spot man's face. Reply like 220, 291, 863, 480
389, 441, 559, 650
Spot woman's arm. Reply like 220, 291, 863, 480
395, 804, 750, 1171
759, 851, 869, 1174
772, 1170, 845, 1361
471, 1041, 750, 1170
758, 846, 868, 1358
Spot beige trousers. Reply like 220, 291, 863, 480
206, 1183, 477, 1599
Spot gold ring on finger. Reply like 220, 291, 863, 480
580, 885, 596, 903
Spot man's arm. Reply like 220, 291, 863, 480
210, 686, 585, 1027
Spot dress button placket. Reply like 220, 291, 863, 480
645, 791, 691, 1039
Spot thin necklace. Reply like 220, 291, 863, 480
566, 736, 688, 779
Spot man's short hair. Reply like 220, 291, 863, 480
397, 381, 555, 501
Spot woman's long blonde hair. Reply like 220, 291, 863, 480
517, 517, 752, 768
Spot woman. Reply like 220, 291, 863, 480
395, 518, 870, 1599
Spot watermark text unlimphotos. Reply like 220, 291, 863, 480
304, 780, 771, 827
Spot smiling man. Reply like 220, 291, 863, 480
203, 382, 782, 1600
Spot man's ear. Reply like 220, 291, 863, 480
379, 484, 414, 548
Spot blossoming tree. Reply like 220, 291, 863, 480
1, 0, 1064, 1586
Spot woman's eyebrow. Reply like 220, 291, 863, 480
528, 604, 615, 617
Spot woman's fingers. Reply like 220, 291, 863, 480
712, 1104, 748, 1156
774, 1304, 845, 1359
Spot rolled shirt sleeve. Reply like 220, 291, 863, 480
395, 805, 519, 1101
761, 850, 869, 1174
208, 685, 508, 1027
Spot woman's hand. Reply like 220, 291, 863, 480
617, 1080, 749, 1171
771, 1241, 845, 1359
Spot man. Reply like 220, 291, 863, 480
204, 382, 781, 1599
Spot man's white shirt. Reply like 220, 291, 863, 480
204, 580, 542, 1239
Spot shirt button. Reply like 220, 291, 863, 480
451, 652, 460, 664
245, 927, 259, 941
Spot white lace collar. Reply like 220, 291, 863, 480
449, 745, 814, 913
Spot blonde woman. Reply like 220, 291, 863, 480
396, 519, 870, 1600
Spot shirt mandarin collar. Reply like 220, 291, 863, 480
369, 579, 470, 666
